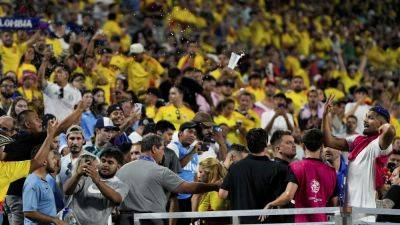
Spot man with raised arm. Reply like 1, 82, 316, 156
322, 95, 396, 210
0, 121, 59, 225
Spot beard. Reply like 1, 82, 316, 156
99, 171, 116, 179
46, 167, 56, 174
1, 91, 13, 99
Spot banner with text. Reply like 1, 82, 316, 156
0, 17, 41, 30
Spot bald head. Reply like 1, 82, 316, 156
0, 116, 15, 137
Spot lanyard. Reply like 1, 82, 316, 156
139, 155, 156, 163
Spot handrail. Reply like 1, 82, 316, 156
133, 207, 400, 225
351, 207, 400, 215
134, 207, 341, 219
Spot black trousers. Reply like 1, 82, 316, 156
176, 198, 192, 225
118, 212, 164, 225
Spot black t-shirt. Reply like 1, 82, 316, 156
162, 147, 181, 174
4, 131, 47, 196
376, 185, 400, 222
221, 154, 291, 224
273, 158, 298, 223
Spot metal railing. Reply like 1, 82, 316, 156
133, 207, 400, 225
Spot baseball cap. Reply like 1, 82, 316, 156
179, 121, 198, 132
192, 112, 214, 127
129, 43, 145, 54
0, 133, 13, 147
66, 125, 84, 137
107, 104, 123, 116
95, 117, 119, 130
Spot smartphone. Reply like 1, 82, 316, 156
187, 140, 199, 154
213, 125, 222, 133
134, 103, 143, 114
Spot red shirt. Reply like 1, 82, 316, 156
290, 158, 337, 222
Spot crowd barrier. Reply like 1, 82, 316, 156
133, 207, 400, 225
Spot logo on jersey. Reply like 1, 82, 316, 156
311, 179, 320, 194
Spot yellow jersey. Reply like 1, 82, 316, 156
95, 64, 118, 104
0, 161, 31, 203
154, 104, 195, 130
17, 63, 37, 83
245, 86, 266, 102
126, 60, 151, 94
0, 42, 28, 74
18, 87, 42, 102
214, 111, 248, 145
198, 191, 229, 212
285, 90, 308, 113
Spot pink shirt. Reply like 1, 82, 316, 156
290, 158, 337, 222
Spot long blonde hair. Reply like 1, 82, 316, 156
199, 158, 227, 183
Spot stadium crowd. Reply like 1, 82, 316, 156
1, 0, 400, 224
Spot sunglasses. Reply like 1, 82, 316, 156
0, 127, 14, 133
175, 108, 181, 120
59, 87, 64, 99
65, 162, 72, 176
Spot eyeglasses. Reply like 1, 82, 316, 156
65, 162, 72, 176
59, 87, 64, 99
175, 108, 181, 120
0, 127, 14, 133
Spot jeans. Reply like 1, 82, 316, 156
0, 212, 3, 225
5, 195, 23, 225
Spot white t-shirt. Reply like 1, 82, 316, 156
43, 83, 82, 120
255, 101, 273, 113
346, 135, 392, 208
128, 131, 142, 144
344, 103, 370, 134
261, 109, 294, 139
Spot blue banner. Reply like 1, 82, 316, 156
0, 17, 41, 30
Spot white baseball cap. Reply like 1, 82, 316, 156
129, 43, 145, 54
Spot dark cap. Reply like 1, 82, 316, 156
179, 121, 198, 132
95, 117, 119, 130
192, 112, 214, 127
107, 104, 123, 116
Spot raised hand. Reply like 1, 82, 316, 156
323, 94, 335, 117
86, 165, 101, 184
379, 123, 394, 135
47, 120, 59, 138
